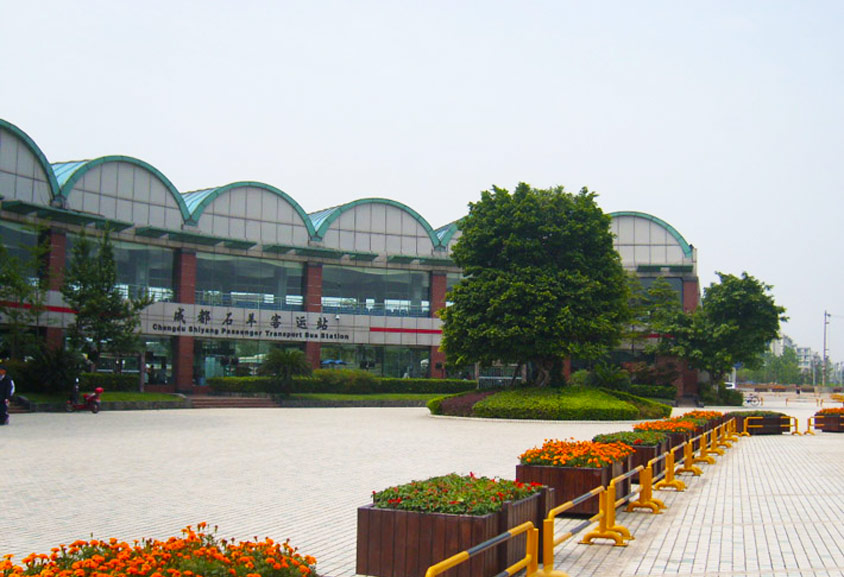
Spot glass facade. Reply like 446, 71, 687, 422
195, 252, 304, 310
0, 220, 39, 280
320, 343, 431, 378
322, 265, 430, 317
193, 339, 304, 384
113, 240, 174, 301
65, 235, 175, 301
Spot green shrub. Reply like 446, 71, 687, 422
592, 430, 668, 446
724, 410, 786, 418
602, 389, 672, 419
629, 384, 676, 399
472, 387, 640, 420
426, 395, 446, 415
567, 369, 590, 388
80, 372, 140, 392
587, 364, 631, 391
700, 383, 743, 406
208, 373, 477, 395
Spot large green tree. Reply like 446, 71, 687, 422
740, 346, 801, 385
663, 272, 786, 384
61, 229, 152, 370
0, 231, 49, 360
440, 183, 629, 387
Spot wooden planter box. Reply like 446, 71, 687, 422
515, 459, 626, 516
742, 415, 786, 435
816, 413, 844, 432
666, 432, 690, 450
629, 441, 668, 484
356, 487, 553, 577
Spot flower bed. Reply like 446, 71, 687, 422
592, 431, 668, 483
682, 410, 724, 430
516, 439, 633, 515
357, 474, 553, 577
633, 419, 697, 448
0, 524, 317, 577
815, 407, 844, 432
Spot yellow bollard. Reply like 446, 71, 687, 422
676, 439, 705, 475
708, 428, 725, 456
715, 423, 732, 448
654, 447, 686, 491
581, 481, 629, 546
692, 432, 716, 465
724, 419, 740, 442
805, 416, 817, 435
626, 461, 666, 514
787, 416, 802, 435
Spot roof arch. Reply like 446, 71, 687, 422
434, 220, 462, 247
310, 197, 442, 248
0, 118, 61, 201
184, 181, 317, 237
54, 155, 192, 223
609, 211, 693, 258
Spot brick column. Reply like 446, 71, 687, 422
681, 277, 701, 396
172, 250, 196, 391
429, 272, 448, 378
43, 228, 67, 350
683, 279, 699, 312
303, 263, 323, 369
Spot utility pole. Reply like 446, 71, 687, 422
823, 310, 831, 386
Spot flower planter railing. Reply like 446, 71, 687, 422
423, 521, 539, 577
356, 486, 554, 577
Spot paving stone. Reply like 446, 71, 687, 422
0, 399, 841, 577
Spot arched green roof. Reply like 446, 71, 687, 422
309, 198, 443, 248
54, 155, 192, 223
434, 220, 461, 246
183, 181, 316, 237
609, 211, 693, 258
0, 118, 61, 201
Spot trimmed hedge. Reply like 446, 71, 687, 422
208, 371, 477, 396
629, 384, 676, 400
603, 389, 673, 419
80, 373, 140, 392
472, 387, 640, 420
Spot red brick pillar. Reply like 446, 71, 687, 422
44, 228, 67, 350
303, 263, 323, 369
683, 279, 699, 312
172, 250, 196, 392
681, 278, 701, 395
429, 272, 448, 378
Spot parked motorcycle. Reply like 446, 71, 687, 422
67, 383, 104, 413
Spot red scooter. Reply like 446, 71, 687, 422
67, 383, 104, 413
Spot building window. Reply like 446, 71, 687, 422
322, 265, 430, 317
196, 253, 304, 310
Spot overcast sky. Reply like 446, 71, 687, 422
1, 1, 842, 364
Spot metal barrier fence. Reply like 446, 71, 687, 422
424, 521, 539, 577
424, 416, 826, 577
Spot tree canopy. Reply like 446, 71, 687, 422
61, 229, 152, 370
440, 183, 629, 387
0, 231, 49, 360
662, 272, 786, 384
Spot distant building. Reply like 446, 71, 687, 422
1, 117, 700, 393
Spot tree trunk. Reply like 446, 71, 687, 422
534, 359, 554, 388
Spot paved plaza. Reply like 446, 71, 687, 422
1, 396, 842, 577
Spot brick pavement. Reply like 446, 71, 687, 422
0, 397, 841, 577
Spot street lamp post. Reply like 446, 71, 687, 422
823, 310, 831, 386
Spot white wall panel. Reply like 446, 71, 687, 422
230, 190, 246, 217
101, 164, 118, 196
